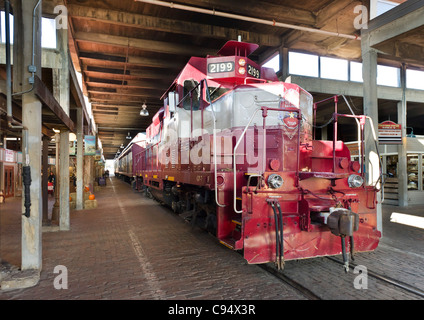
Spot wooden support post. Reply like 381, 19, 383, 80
12, 0, 43, 271
53, 13, 70, 230
42, 135, 50, 225
76, 108, 84, 210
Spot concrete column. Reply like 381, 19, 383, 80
279, 46, 289, 82
54, 18, 70, 230
21, 94, 43, 270
361, 34, 382, 234
397, 64, 408, 206
76, 108, 84, 210
362, 40, 379, 183
83, 155, 94, 193
51, 133, 60, 224
12, 0, 43, 270
42, 136, 50, 225
59, 131, 70, 230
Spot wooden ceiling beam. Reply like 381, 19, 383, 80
91, 100, 162, 108
87, 81, 169, 91
374, 40, 424, 65
84, 70, 173, 83
74, 31, 213, 57
84, 65, 179, 79
79, 53, 183, 71
67, 4, 281, 47
88, 87, 164, 96
315, 0, 359, 28
89, 95, 160, 103
168, 0, 316, 26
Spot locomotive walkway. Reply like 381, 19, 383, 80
0, 176, 423, 302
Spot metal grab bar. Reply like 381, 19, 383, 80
203, 80, 227, 208
233, 108, 262, 214
314, 95, 382, 189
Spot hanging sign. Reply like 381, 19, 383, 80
378, 121, 402, 144
69, 140, 76, 156
84, 135, 96, 155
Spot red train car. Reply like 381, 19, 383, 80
135, 41, 381, 271
114, 133, 147, 185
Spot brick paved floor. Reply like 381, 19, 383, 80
0, 177, 423, 301
0, 177, 304, 300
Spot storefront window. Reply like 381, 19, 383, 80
407, 154, 419, 190
386, 155, 398, 178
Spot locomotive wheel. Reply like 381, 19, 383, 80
205, 213, 217, 236
145, 187, 153, 199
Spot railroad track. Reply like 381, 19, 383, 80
258, 264, 322, 300
326, 256, 424, 299
259, 256, 424, 300
157, 197, 424, 300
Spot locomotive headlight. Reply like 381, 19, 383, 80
348, 174, 364, 188
238, 67, 246, 75
238, 58, 246, 66
267, 174, 284, 189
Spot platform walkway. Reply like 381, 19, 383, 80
0, 177, 304, 300
0, 177, 423, 301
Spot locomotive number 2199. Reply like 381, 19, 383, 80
247, 64, 260, 78
208, 62, 234, 73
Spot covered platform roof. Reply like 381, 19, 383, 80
38, 0, 423, 158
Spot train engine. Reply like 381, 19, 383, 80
140, 41, 381, 271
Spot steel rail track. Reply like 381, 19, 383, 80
258, 264, 322, 300
157, 194, 424, 300
326, 256, 424, 299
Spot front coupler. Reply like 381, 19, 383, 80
327, 208, 359, 272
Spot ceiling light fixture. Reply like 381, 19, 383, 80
140, 102, 149, 117
126, 132, 132, 140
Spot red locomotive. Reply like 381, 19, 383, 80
117, 41, 381, 271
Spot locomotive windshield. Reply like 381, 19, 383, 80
229, 83, 313, 139
183, 80, 200, 110
208, 86, 230, 102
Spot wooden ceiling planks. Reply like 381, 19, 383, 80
48, 0, 411, 158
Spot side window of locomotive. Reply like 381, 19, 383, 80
183, 79, 200, 110
167, 92, 178, 118
208, 86, 230, 102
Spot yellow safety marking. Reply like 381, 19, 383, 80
219, 241, 234, 250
